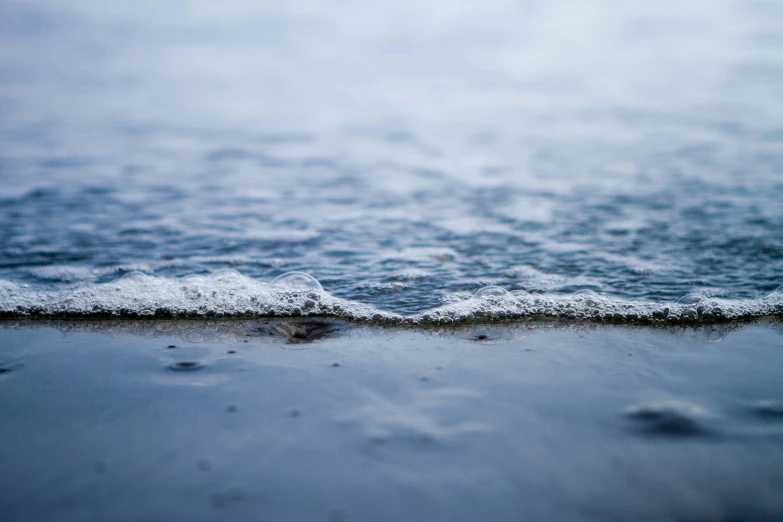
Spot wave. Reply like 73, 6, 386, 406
1, 271, 781, 325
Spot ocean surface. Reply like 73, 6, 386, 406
1, 0, 782, 323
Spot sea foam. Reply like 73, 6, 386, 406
1, 272, 781, 324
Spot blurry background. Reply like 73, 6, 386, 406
1, 0, 782, 314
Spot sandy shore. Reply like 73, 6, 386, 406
1, 318, 782, 522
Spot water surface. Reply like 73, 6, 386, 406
1, 0, 782, 320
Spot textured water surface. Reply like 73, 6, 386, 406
1, 0, 782, 321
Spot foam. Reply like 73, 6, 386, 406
0, 274, 781, 324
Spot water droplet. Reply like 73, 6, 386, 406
473, 286, 509, 299
270, 272, 323, 292
510, 289, 530, 300
574, 289, 600, 298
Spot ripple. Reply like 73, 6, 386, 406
751, 400, 783, 418
624, 400, 712, 436
167, 361, 204, 371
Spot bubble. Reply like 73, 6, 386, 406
118, 271, 150, 281
181, 274, 206, 284
574, 289, 606, 309
269, 272, 323, 292
677, 293, 706, 305
472, 286, 509, 299
510, 289, 531, 300
766, 285, 783, 299
211, 268, 244, 281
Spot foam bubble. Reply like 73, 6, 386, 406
1, 274, 782, 324
473, 286, 509, 299
270, 272, 324, 292
181, 274, 207, 283
211, 268, 245, 281
118, 271, 150, 281
573, 289, 604, 307
676, 293, 706, 305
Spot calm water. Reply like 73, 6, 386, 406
1, 0, 782, 321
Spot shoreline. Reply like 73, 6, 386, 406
2, 314, 781, 334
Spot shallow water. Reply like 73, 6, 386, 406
1, 0, 782, 321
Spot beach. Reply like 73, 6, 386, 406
2, 1, 783, 521
2, 318, 782, 522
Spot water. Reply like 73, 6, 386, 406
1, 0, 782, 322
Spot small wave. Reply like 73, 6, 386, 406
0, 273, 781, 324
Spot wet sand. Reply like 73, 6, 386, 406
1, 319, 782, 522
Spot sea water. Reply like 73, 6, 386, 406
1, 0, 782, 323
